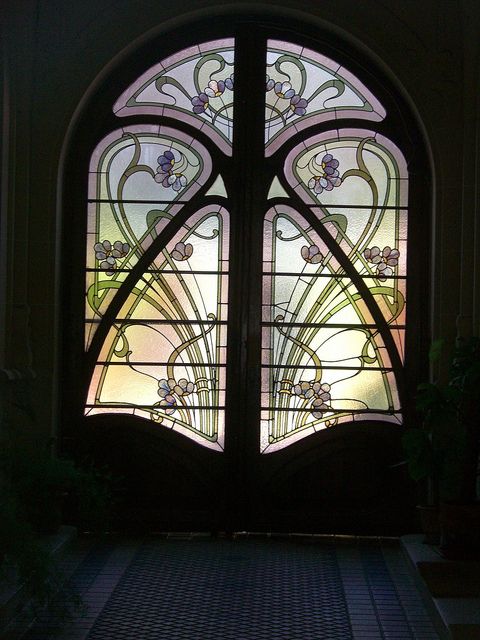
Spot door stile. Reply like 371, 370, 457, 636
224, 28, 268, 530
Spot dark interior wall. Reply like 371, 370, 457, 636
1, 0, 479, 445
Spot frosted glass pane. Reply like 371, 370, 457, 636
261, 325, 402, 373
267, 176, 289, 200
114, 39, 235, 154
265, 40, 386, 156
263, 276, 377, 325
92, 322, 227, 365
205, 174, 228, 198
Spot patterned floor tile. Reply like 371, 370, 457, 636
19, 537, 441, 640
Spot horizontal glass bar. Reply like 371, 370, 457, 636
85, 319, 227, 325
85, 404, 225, 409
86, 268, 230, 275
262, 272, 407, 279
305, 204, 407, 211
88, 198, 201, 205
95, 361, 226, 367
261, 363, 395, 371
261, 322, 406, 329
260, 406, 399, 413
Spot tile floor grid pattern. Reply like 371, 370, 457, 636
382, 548, 441, 640
18, 539, 123, 640
20, 538, 441, 640
86, 539, 353, 640
361, 548, 414, 639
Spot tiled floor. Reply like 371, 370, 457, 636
20, 535, 441, 639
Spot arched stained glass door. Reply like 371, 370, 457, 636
77, 24, 423, 531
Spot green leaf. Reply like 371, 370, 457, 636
146, 209, 172, 232
322, 214, 348, 233
428, 338, 444, 363
401, 429, 434, 481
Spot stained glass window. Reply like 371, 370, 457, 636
86, 121, 228, 449
84, 35, 413, 455
86, 207, 229, 450
265, 40, 386, 156
261, 128, 407, 452
114, 39, 235, 155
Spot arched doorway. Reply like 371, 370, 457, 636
61, 16, 430, 532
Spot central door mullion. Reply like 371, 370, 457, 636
224, 26, 267, 530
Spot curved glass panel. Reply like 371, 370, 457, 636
265, 40, 386, 156
285, 130, 408, 209
86, 207, 229, 451
114, 40, 235, 155
86, 125, 212, 348
261, 205, 402, 454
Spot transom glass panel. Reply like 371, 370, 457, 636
114, 39, 235, 155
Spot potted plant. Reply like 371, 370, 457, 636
0, 437, 113, 632
402, 336, 480, 552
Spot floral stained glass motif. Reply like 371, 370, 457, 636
284, 129, 408, 343
86, 125, 212, 348
262, 130, 407, 453
285, 130, 408, 209
265, 41, 386, 156
114, 40, 235, 155
86, 207, 229, 451
261, 206, 403, 453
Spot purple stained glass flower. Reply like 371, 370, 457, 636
292, 381, 315, 400
225, 74, 234, 90
168, 173, 188, 192
94, 239, 130, 275
291, 379, 332, 419
301, 244, 323, 264
173, 378, 195, 397
155, 174, 170, 187
171, 241, 193, 261
159, 395, 177, 415
157, 378, 174, 399
312, 382, 331, 402
274, 81, 295, 100
204, 79, 226, 98
157, 377, 194, 413
157, 150, 175, 173
311, 398, 329, 419
308, 153, 342, 195
112, 240, 130, 258
154, 150, 188, 192
364, 245, 400, 281
191, 92, 209, 114
266, 75, 275, 92
290, 94, 308, 116
311, 382, 331, 419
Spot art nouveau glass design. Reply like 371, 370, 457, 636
261, 130, 407, 453
114, 39, 235, 155
265, 40, 386, 156
86, 122, 228, 449
85, 37, 410, 454
86, 125, 212, 347
86, 207, 229, 450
